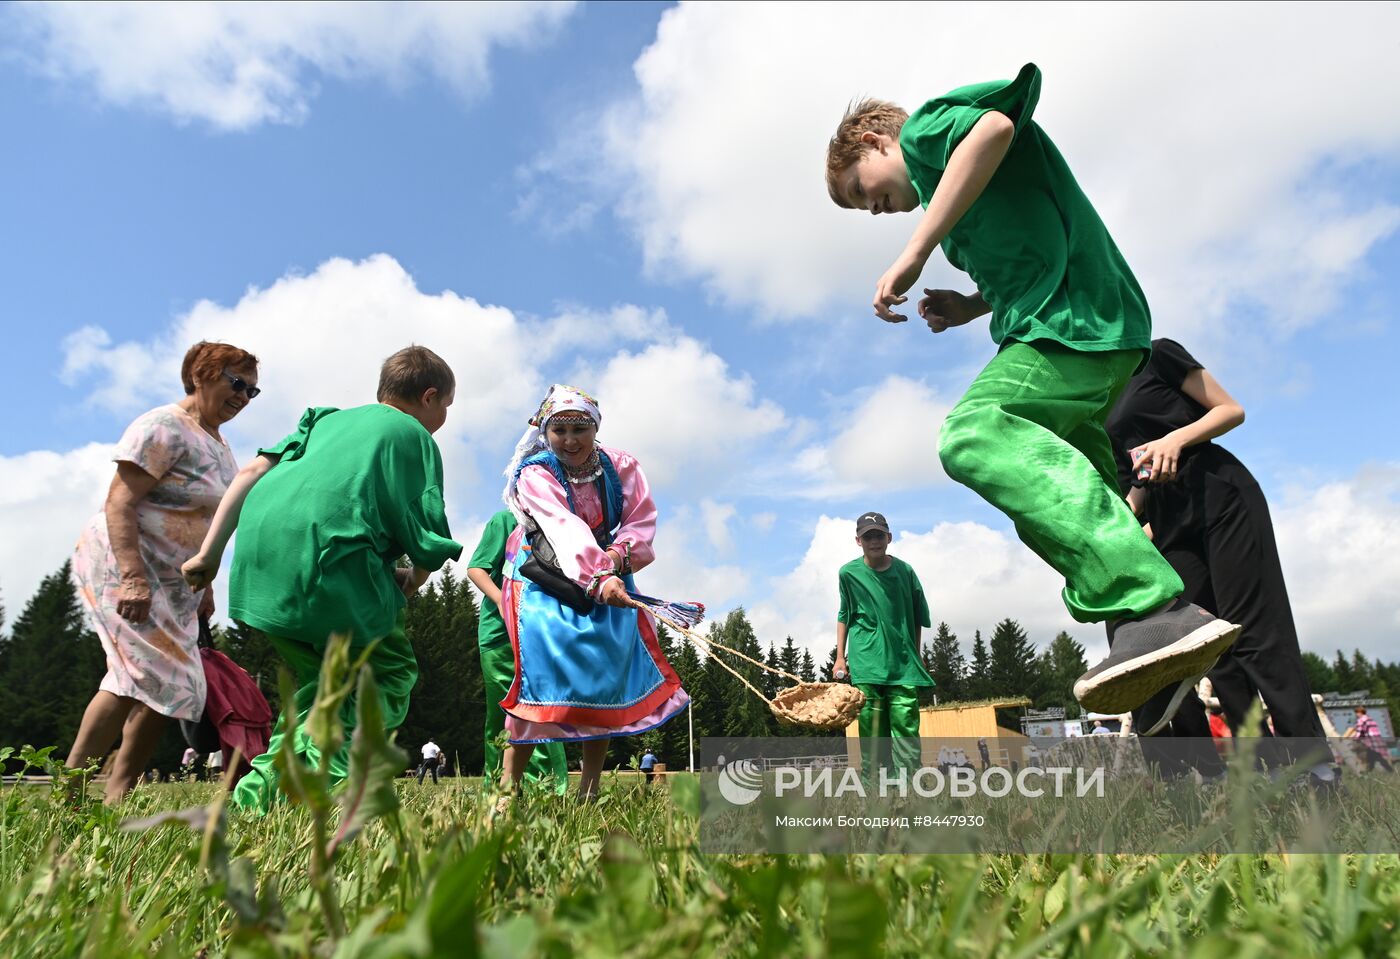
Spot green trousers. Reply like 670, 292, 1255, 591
856, 684, 922, 779
938, 342, 1184, 623
480, 632, 568, 793
232, 615, 418, 815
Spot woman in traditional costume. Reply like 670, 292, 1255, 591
499, 385, 688, 798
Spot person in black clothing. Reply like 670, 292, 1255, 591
1105, 339, 1331, 780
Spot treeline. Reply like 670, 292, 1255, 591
3, 561, 1398, 777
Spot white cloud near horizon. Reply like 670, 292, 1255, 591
587, 2, 1400, 348
9, 1, 577, 130
746, 468, 1400, 672
6, 255, 787, 625
794, 376, 954, 498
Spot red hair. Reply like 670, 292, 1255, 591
181, 341, 259, 394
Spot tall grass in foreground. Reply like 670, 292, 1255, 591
1, 641, 1396, 957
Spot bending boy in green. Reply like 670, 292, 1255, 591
184, 346, 462, 813
466, 509, 568, 793
825, 64, 1240, 727
835, 512, 932, 778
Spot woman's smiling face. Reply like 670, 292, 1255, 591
545, 416, 598, 467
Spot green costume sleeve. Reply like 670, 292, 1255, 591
900, 62, 1041, 174
398, 481, 462, 571
257, 406, 341, 462
910, 567, 932, 629
837, 568, 853, 625
468, 510, 515, 580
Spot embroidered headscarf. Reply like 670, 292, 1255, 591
503, 384, 602, 518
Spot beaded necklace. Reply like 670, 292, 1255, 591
562, 448, 603, 484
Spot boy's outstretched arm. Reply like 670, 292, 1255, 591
874, 111, 1016, 322
181, 453, 280, 590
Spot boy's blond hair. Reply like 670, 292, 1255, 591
377, 345, 455, 402
825, 98, 909, 208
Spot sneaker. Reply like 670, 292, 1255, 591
1074, 600, 1241, 716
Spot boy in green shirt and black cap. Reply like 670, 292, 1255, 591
835, 511, 932, 776
825, 64, 1240, 731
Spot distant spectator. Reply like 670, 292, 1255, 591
419, 739, 443, 785
1348, 706, 1394, 773
181, 746, 200, 781
640, 749, 657, 785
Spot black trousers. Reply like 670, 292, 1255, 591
1131, 451, 1326, 771
418, 759, 440, 784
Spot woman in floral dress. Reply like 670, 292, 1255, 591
67, 341, 259, 803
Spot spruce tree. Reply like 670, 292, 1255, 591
967, 630, 990, 699
718, 609, 770, 737
801, 649, 818, 684
1037, 630, 1088, 714
924, 622, 966, 702
762, 642, 782, 701
401, 564, 483, 775
1350, 650, 1375, 691
1300, 651, 1336, 696
1333, 651, 1357, 691
0, 562, 105, 754
667, 628, 704, 768
988, 618, 1041, 702
779, 636, 801, 681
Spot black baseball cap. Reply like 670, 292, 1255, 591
855, 511, 890, 535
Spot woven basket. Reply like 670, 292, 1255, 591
770, 683, 866, 730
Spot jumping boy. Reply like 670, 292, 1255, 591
825, 64, 1240, 723
835, 511, 932, 777
182, 345, 463, 813
466, 509, 568, 794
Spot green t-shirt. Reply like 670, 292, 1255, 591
837, 556, 934, 687
468, 509, 517, 651
900, 62, 1151, 357
229, 404, 463, 646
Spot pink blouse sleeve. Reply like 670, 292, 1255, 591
514, 449, 659, 597
515, 466, 610, 592
605, 447, 656, 573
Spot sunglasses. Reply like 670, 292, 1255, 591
222, 369, 261, 399
860, 530, 888, 542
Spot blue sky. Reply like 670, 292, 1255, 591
2, 2, 1397, 667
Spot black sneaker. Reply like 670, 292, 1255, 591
1074, 600, 1241, 716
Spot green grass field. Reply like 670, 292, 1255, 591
2, 772, 1399, 958
4, 645, 1397, 958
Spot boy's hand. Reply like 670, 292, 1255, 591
396, 566, 431, 598
918, 289, 979, 333
834, 655, 849, 681
873, 251, 925, 322
182, 553, 218, 592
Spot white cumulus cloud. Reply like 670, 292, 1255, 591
1273, 464, 1400, 661
10, 1, 577, 129
795, 375, 954, 497
589, 2, 1400, 345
